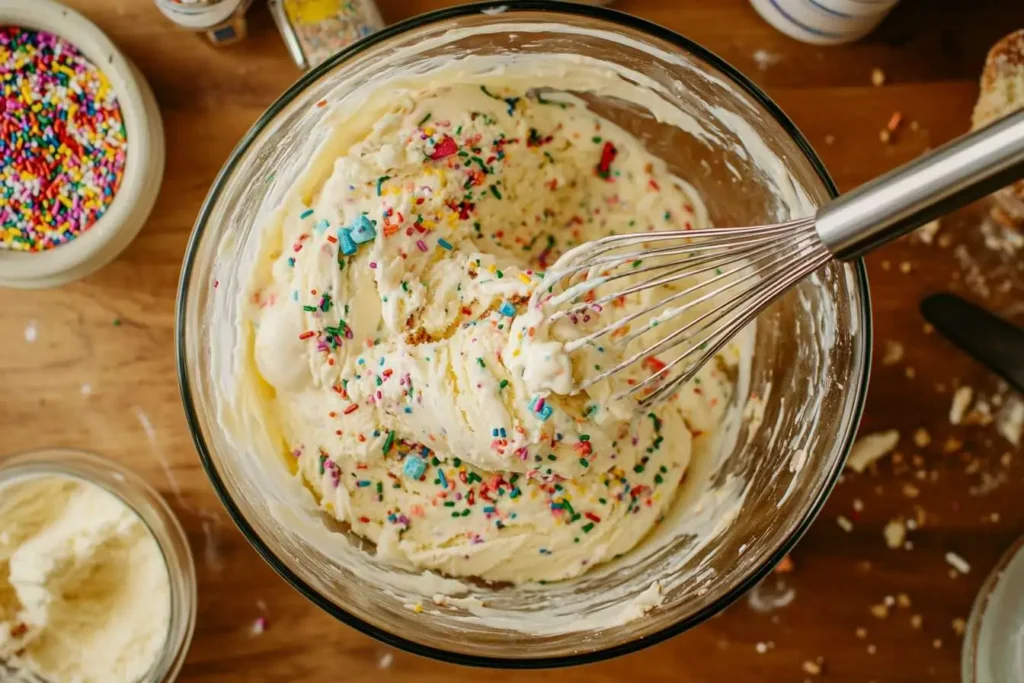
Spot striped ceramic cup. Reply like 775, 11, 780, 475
751, 0, 901, 45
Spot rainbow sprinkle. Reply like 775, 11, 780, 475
1, 27, 127, 252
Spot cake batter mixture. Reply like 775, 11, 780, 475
240, 78, 746, 584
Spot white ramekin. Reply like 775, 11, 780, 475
0, 0, 165, 289
750, 0, 901, 45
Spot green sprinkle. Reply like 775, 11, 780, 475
112, 318, 122, 326
534, 92, 568, 108
382, 430, 396, 454
376, 175, 390, 196
443, 501, 455, 507
470, 156, 491, 173
579, 458, 589, 468
303, 305, 317, 312
499, 379, 509, 390
477, 358, 485, 368
417, 112, 432, 126
582, 522, 595, 533
592, 136, 602, 143
489, 184, 502, 200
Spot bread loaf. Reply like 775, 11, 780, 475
972, 29, 1024, 224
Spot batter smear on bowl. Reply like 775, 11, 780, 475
241, 81, 749, 583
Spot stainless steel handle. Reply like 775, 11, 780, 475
816, 109, 1024, 260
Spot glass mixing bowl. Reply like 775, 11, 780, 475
177, 1, 870, 667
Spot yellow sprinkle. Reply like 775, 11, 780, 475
487, 264, 497, 274
413, 603, 424, 614
424, 127, 435, 136
512, 349, 521, 358
518, 273, 532, 284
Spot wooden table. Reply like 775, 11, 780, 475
4, 1, 1023, 680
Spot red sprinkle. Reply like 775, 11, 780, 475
343, 404, 359, 414
429, 135, 459, 160
596, 141, 618, 180
298, 331, 316, 340
584, 512, 602, 523
643, 356, 667, 373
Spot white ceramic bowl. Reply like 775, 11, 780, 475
0, 0, 164, 288
750, 0, 901, 45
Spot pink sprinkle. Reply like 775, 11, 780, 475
369, 262, 378, 269
416, 240, 428, 252
251, 616, 268, 635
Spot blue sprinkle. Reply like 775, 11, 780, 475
287, 257, 296, 267
492, 428, 499, 437
438, 469, 448, 488
403, 457, 426, 479
356, 480, 371, 487
499, 427, 507, 438
349, 214, 376, 244
339, 228, 358, 256
530, 396, 554, 421
403, 406, 412, 414
437, 238, 454, 251
483, 506, 496, 514
300, 209, 314, 219
498, 301, 516, 317
314, 218, 330, 232
421, 446, 431, 457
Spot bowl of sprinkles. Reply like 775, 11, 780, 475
0, 0, 164, 288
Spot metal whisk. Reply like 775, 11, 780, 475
540, 110, 1024, 408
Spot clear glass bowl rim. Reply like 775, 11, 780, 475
175, 0, 873, 669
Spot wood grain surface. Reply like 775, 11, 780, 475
3, 1, 1024, 681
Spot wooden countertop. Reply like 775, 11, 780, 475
3, 1, 1023, 680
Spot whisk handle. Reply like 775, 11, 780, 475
816, 109, 1024, 260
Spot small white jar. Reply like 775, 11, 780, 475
751, 0, 901, 45
0, 0, 165, 289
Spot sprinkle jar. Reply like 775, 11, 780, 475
0, 0, 164, 288
269, 0, 384, 70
